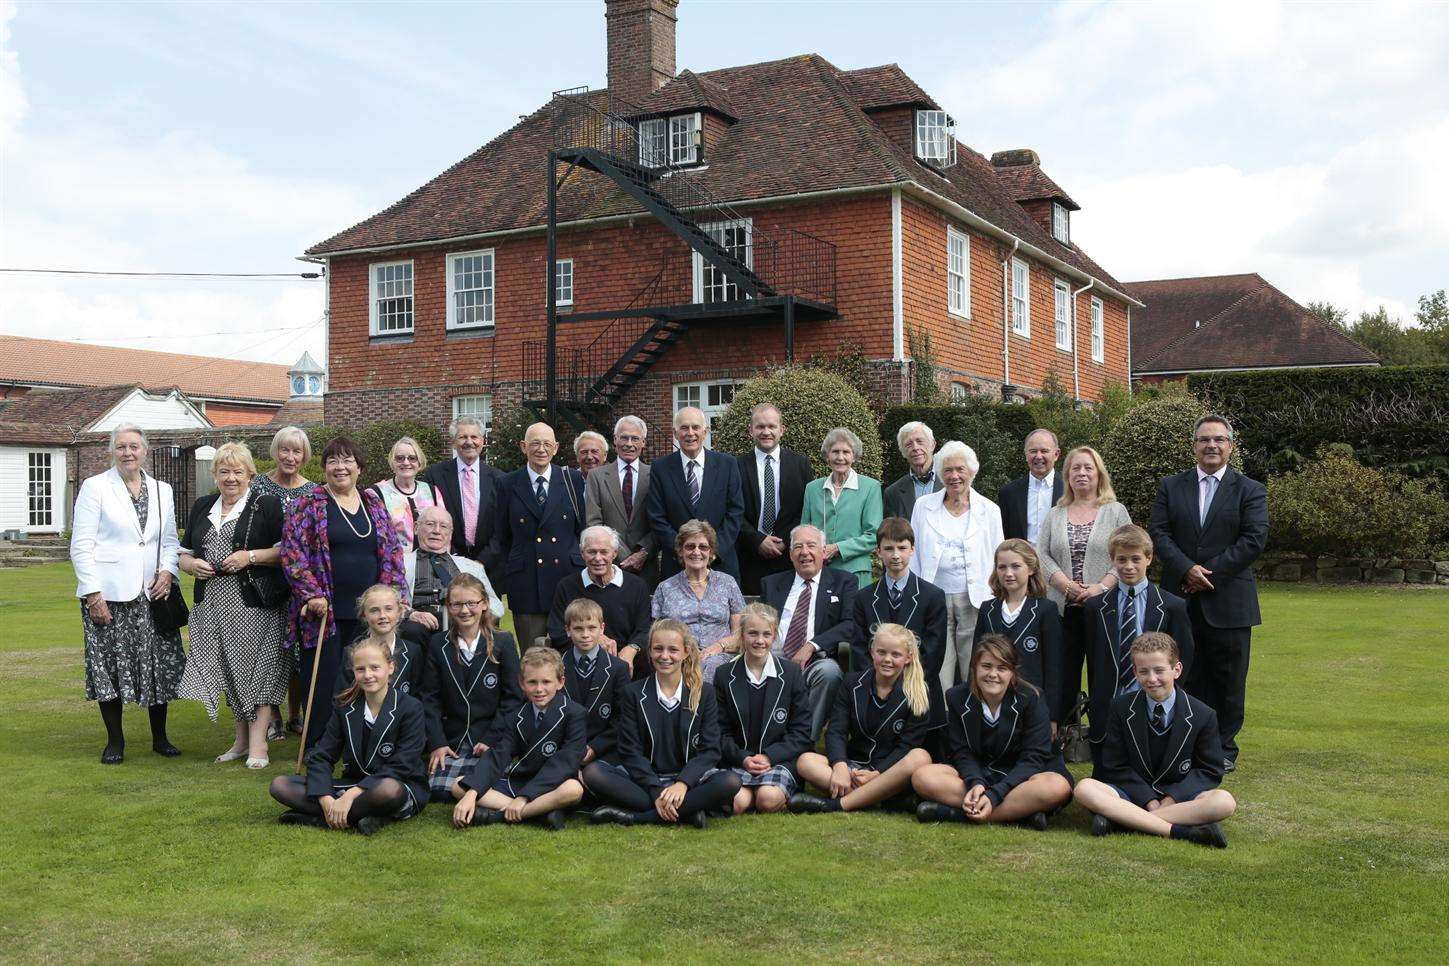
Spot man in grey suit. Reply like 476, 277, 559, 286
584, 415, 656, 586
883, 420, 943, 520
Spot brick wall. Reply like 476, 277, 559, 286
200, 401, 283, 426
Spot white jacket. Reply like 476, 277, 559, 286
908, 487, 1004, 608
71, 469, 180, 602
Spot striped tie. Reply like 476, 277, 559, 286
686, 459, 700, 509
761, 455, 777, 533
1118, 587, 1139, 693
1151, 702, 1167, 735
577, 653, 594, 679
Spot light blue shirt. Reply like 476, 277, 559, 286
1026, 470, 1055, 546
912, 472, 936, 501
886, 573, 910, 598
1147, 689, 1177, 733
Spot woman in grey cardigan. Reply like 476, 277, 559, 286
1036, 446, 1131, 714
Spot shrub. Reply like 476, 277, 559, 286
879, 394, 1021, 497
1268, 446, 1449, 558
485, 404, 539, 473
714, 367, 882, 479
347, 419, 444, 480
1100, 393, 1243, 522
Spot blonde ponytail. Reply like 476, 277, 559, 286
871, 623, 929, 718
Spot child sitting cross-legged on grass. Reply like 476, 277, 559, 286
1073, 631, 1237, 848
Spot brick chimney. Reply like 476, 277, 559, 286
606, 0, 679, 105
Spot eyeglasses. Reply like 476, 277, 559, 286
393, 454, 419, 463
1194, 436, 1231, 445
324, 457, 358, 468
615, 434, 643, 443
447, 599, 485, 611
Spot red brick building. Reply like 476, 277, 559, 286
307, 0, 1138, 449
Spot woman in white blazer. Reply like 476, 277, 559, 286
70, 423, 186, 764
909, 441, 1004, 692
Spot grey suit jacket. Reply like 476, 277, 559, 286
585, 459, 654, 557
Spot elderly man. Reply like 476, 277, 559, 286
573, 430, 608, 479
998, 428, 1065, 544
403, 506, 505, 629
1148, 414, 1268, 773
736, 402, 812, 595
494, 422, 585, 648
423, 416, 502, 579
759, 524, 858, 741
546, 524, 650, 671
585, 415, 655, 586
646, 405, 744, 580
883, 420, 942, 520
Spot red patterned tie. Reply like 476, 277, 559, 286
623, 463, 634, 518
781, 578, 813, 660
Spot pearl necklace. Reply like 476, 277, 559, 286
334, 493, 373, 539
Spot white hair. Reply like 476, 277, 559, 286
933, 440, 979, 480
269, 425, 312, 461
673, 406, 705, 429
580, 524, 623, 554
573, 430, 608, 454
613, 415, 647, 438
448, 415, 486, 439
896, 420, 935, 455
417, 505, 453, 526
109, 423, 148, 452
821, 427, 863, 462
789, 523, 825, 546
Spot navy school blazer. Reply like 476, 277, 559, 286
1096, 688, 1225, 806
616, 675, 722, 791
416, 629, 523, 752
971, 596, 1066, 723
462, 692, 587, 801
712, 654, 813, 768
826, 669, 930, 771
304, 687, 429, 808
851, 572, 948, 727
944, 682, 1068, 807
332, 619, 430, 699
1083, 583, 1195, 744
562, 647, 632, 763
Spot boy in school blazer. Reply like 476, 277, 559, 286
559, 598, 632, 766
417, 627, 524, 800
1074, 632, 1237, 848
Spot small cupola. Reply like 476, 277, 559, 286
288, 351, 326, 398
990, 148, 1079, 245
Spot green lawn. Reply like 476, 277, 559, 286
1, 563, 1445, 964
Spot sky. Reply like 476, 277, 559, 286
2, 0, 1447, 366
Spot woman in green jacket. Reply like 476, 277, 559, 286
802, 427, 884, 588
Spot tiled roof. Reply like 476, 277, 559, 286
991, 158, 1079, 210
0, 335, 291, 404
304, 55, 1124, 291
0, 385, 135, 443
1124, 274, 1380, 374
635, 69, 740, 119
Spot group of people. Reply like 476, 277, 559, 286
71, 401, 1267, 846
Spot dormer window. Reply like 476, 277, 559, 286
1052, 202, 1070, 244
639, 112, 702, 168
915, 110, 956, 167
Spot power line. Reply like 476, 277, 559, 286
0, 268, 322, 279
58, 321, 323, 344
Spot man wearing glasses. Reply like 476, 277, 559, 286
1147, 415, 1268, 773
403, 506, 505, 632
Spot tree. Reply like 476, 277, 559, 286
1416, 289, 1448, 334
714, 366, 883, 478
1307, 300, 1348, 333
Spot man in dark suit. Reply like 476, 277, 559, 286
736, 402, 812, 595
883, 420, 942, 520
1147, 415, 1268, 771
646, 406, 744, 580
760, 524, 858, 741
584, 415, 655, 586
494, 422, 585, 649
998, 428, 1064, 544
423, 415, 502, 582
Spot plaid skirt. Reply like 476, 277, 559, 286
429, 753, 481, 798
730, 764, 797, 794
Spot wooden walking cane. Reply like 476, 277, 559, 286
295, 603, 330, 774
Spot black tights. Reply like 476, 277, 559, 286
268, 775, 406, 823
582, 763, 741, 824
98, 700, 172, 750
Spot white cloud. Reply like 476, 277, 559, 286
0, 1, 24, 141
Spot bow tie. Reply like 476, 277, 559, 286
913, 472, 934, 486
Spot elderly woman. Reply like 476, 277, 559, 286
909, 441, 1004, 691
651, 519, 746, 683
281, 435, 406, 748
1036, 445, 1131, 721
252, 425, 317, 511
370, 435, 438, 549
70, 424, 186, 764
176, 442, 289, 768
546, 524, 652, 669
573, 430, 608, 478
801, 427, 883, 588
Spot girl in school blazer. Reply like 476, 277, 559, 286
332, 584, 427, 697
268, 637, 429, 834
713, 603, 813, 814
584, 620, 742, 828
416, 574, 523, 801
972, 539, 1066, 725
791, 623, 932, 814
913, 634, 1073, 828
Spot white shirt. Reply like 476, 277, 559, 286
680, 451, 705, 492
825, 468, 859, 505
657, 677, 683, 710
754, 447, 782, 529
982, 702, 1001, 726
1001, 597, 1025, 624
776, 571, 820, 653
582, 566, 624, 589
456, 631, 481, 663
363, 703, 378, 725
745, 655, 780, 686
528, 465, 550, 497
617, 459, 640, 490
1196, 465, 1227, 520
457, 457, 482, 502
1026, 470, 1055, 546
207, 488, 251, 531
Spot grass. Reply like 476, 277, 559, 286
1, 562, 1446, 964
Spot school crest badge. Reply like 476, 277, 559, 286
379, 742, 395, 758
691, 733, 701, 749
893, 719, 904, 734
600, 703, 611, 718
1023, 637, 1038, 653
1180, 759, 1191, 773
484, 673, 498, 688
773, 708, 787, 723
543, 741, 558, 756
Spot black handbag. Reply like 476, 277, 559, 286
147, 477, 189, 634
236, 498, 290, 608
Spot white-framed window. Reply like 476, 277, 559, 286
669, 112, 700, 165
674, 379, 742, 447
446, 250, 494, 331
639, 118, 667, 167
1011, 257, 1031, 337
1091, 297, 1105, 364
915, 110, 956, 166
692, 218, 752, 304
947, 227, 970, 318
1052, 202, 1071, 245
452, 394, 493, 438
555, 258, 574, 307
1054, 278, 1072, 351
27, 451, 53, 527
950, 381, 970, 401
369, 260, 414, 336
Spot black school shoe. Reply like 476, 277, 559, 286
684, 811, 707, 830
540, 809, 568, 831
589, 806, 634, 827
1175, 822, 1228, 849
468, 808, 504, 827
915, 801, 966, 824
787, 793, 833, 814
1023, 811, 1049, 832
1090, 814, 1123, 837
356, 815, 395, 836
101, 742, 124, 765
278, 810, 327, 829
152, 740, 181, 758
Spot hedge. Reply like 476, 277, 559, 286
1188, 365, 1449, 487
1100, 393, 1243, 523
715, 367, 882, 479
879, 398, 1023, 498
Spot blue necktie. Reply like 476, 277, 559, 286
577, 653, 594, 679
535, 475, 547, 506
888, 582, 901, 609
1151, 702, 1167, 735
1118, 587, 1138, 693
1200, 474, 1217, 525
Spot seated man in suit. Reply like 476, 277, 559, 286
646, 406, 744, 580
495, 422, 585, 649
760, 524, 858, 742
736, 402, 812, 596
403, 506, 504, 630
584, 415, 655, 587
422, 415, 502, 583
998, 428, 1063, 544
883, 420, 942, 521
